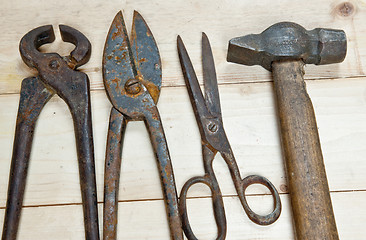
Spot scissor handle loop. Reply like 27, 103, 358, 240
238, 175, 281, 225
179, 175, 226, 240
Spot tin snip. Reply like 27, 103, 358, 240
102, 11, 183, 240
2, 25, 99, 240
177, 33, 282, 240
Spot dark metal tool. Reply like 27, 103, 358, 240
227, 22, 347, 240
177, 33, 281, 240
2, 25, 99, 240
102, 11, 183, 240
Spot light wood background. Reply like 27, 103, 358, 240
0, 0, 365, 239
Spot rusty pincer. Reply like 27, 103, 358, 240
2, 25, 99, 240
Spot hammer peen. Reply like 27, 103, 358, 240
227, 22, 346, 240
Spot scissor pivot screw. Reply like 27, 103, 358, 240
49, 60, 60, 69
208, 122, 218, 133
125, 79, 141, 94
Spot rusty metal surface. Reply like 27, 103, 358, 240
2, 25, 99, 240
227, 22, 347, 71
177, 33, 281, 240
102, 11, 183, 240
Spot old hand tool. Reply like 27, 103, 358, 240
2, 25, 99, 240
102, 11, 183, 240
177, 33, 281, 240
227, 22, 347, 240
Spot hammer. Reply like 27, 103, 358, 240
227, 22, 346, 240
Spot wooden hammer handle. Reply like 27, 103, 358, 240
272, 60, 339, 240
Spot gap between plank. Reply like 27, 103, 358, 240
0, 189, 364, 210
1, 75, 365, 97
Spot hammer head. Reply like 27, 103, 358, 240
227, 22, 347, 71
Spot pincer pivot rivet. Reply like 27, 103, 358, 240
49, 60, 60, 69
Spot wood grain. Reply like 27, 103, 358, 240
273, 60, 338, 239
1, 78, 365, 207
0, 192, 364, 239
0, 0, 365, 94
0, 0, 365, 239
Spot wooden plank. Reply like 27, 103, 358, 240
0, 0, 364, 238
0, 0, 365, 94
0, 191, 364, 239
1, 77, 365, 207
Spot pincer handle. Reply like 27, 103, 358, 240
2, 77, 53, 240
67, 75, 99, 240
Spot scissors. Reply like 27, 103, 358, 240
177, 33, 282, 240
2, 25, 99, 240
102, 11, 183, 240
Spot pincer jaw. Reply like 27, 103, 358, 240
19, 25, 91, 70
59, 24, 91, 68
19, 25, 55, 69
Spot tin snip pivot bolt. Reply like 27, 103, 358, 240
2, 25, 99, 240
177, 33, 281, 240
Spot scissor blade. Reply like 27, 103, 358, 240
177, 36, 209, 124
103, 11, 137, 101
202, 33, 221, 118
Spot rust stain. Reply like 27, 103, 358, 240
111, 23, 123, 41
141, 78, 160, 104
111, 78, 120, 89
121, 51, 127, 60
